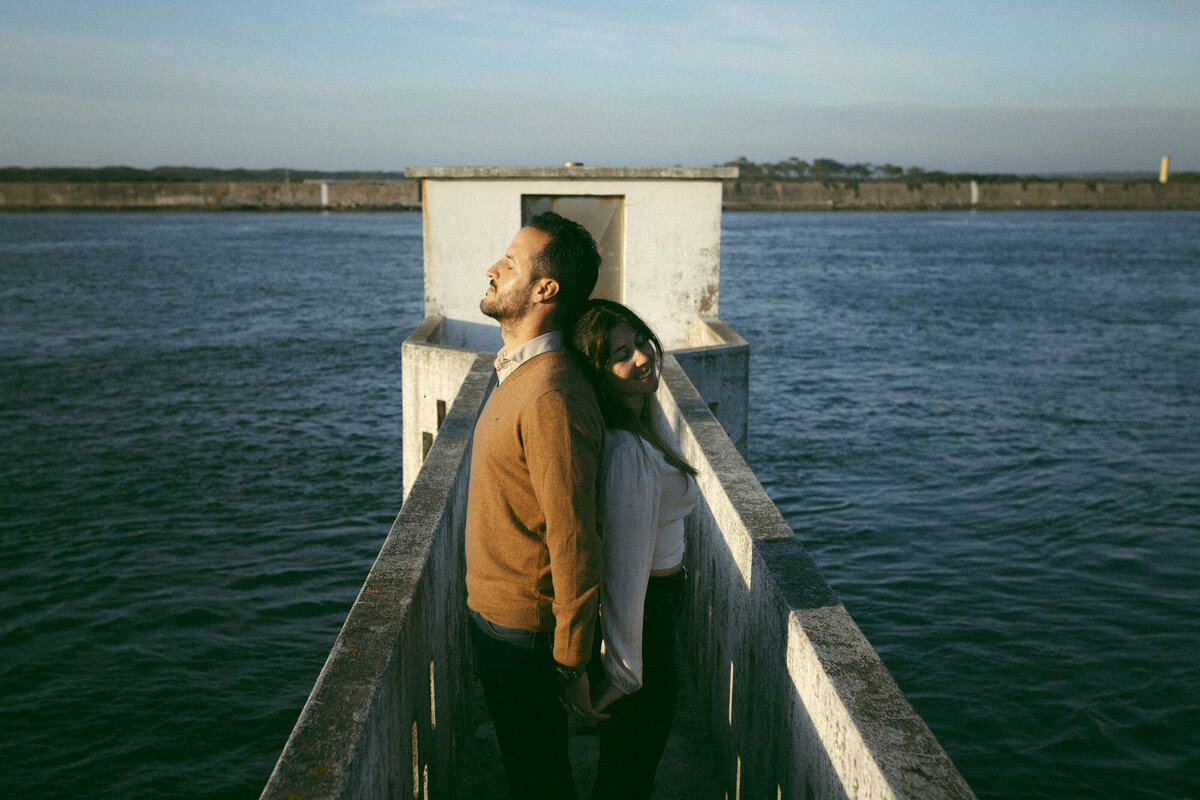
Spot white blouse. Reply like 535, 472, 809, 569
599, 429, 698, 694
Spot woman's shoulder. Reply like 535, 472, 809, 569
605, 427, 642, 447
600, 430, 659, 498
603, 428, 670, 471
603, 428, 646, 462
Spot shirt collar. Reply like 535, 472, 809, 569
494, 330, 563, 383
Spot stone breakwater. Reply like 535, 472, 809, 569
2, 178, 1199, 211
0, 180, 421, 211
723, 178, 1200, 210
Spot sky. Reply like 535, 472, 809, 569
2, 1, 1198, 174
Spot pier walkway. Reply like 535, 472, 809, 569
455, 658, 722, 799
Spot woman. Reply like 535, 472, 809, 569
571, 299, 698, 800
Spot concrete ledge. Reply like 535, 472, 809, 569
261, 353, 494, 800
657, 358, 976, 800
674, 318, 750, 457
401, 318, 492, 498
405, 166, 738, 180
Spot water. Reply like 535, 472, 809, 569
1, 214, 422, 799
2, 211, 1197, 799
719, 211, 1200, 800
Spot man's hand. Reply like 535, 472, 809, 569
560, 671, 609, 721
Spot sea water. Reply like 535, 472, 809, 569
1, 210, 1197, 799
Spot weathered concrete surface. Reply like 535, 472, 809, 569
407, 166, 738, 180
412, 172, 726, 351
673, 317, 750, 457
401, 318, 488, 500
260, 354, 493, 800
660, 357, 976, 800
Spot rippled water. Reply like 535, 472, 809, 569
719, 211, 1200, 800
1, 211, 1197, 799
1, 213, 422, 799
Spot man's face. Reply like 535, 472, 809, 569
480, 226, 551, 322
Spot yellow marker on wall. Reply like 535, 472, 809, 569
1160, 156, 1170, 184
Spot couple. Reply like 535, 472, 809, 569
465, 212, 697, 800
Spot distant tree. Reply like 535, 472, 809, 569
783, 157, 809, 179
724, 157, 762, 178
810, 158, 845, 178
708, 158, 1090, 184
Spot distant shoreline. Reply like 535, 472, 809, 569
2, 178, 1199, 212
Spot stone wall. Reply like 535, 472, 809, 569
0, 180, 421, 210
6, 178, 1199, 212
723, 178, 1200, 210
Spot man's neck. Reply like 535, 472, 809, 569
499, 309, 557, 351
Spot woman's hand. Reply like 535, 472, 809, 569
561, 672, 609, 721
591, 677, 627, 713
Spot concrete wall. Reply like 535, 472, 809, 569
658, 357, 975, 800
261, 354, 493, 800
408, 167, 733, 352
673, 317, 750, 456
401, 317, 489, 499
7, 177, 1199, 212
723, 178, 1200, 210
0, 180, 421, 210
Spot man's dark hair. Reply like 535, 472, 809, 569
526, 211, 600, 323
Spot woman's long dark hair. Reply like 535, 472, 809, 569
570, 299, 697, 478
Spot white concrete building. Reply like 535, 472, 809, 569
401, 165, 747, 498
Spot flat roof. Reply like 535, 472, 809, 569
404, 166, 738, 180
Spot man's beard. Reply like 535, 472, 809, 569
480, 281, 533, 322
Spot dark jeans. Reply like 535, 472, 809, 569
591, 569, 687, 800
469, 610, 578, 800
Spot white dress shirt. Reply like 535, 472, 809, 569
494, 330, 563, 384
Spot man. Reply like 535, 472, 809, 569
465, 211, 606, 799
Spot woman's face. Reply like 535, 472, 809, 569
603, 321, 659, 402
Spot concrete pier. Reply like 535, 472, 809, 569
260, 166, 975, 799
260, 345, 974, 799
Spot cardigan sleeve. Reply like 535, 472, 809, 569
523, 386, 605, 669
598, 432, 661, 694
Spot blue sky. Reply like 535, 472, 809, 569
2, 1, 1197, 173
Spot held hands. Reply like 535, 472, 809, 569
591, 678, 625, 714
559, 671, 610, 722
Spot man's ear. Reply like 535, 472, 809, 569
532, 277, 560, 305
